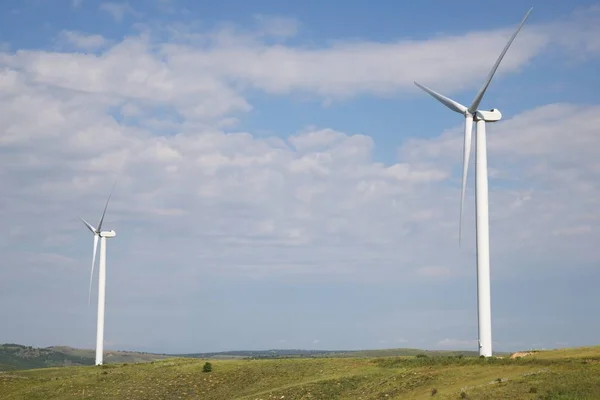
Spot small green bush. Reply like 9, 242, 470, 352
202, 362, 212, 373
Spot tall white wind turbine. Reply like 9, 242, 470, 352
414, 8, 533, 357
80, 184, 117, 366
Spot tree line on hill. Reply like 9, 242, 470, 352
0, 344, 93, 370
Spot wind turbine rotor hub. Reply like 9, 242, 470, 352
474, 108, 502, 123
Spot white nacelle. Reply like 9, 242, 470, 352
475, 109, 502, 122
100, 230, 116, 238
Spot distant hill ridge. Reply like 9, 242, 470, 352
0, 343, 93, 370
0, 344, 170, 371
3, 345, 600, 399
0, 343, 486, 371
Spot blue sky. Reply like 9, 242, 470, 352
1, 0, 600, 355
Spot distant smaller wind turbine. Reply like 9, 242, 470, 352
414, 8, 533, 357
80, 183, 117, 366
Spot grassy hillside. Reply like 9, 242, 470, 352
1, 346, 599, 399
323, 348, 490, 358
45, 346, 171, 364
0, 344, 93, 370
0, 344, 169, 371
1, 343, 492, 371
178, 348, 489, 360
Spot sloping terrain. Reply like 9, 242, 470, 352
0, 344, 94, 370
1, 346, 599, 399
178, 348, 485, 359
0, 344, 169, 371
0, 343, 485, 370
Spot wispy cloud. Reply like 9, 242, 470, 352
253, 14, 300, 39
58, 31, 109, 50
1, 8, 599, 281
1, 5, 600, 352
99, 2, 140, 22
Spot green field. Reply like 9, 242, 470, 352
2, 346, 600, 399
0, 344, 171, 370
1, 343, 490, 371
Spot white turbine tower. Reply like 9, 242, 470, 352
80, 184, 116, 366
414, 8, 533, 357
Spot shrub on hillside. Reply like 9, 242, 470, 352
202, 362, 212, 373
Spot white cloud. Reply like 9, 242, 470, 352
253, 14, 299, 39
59, 31, 109, 50
2, 36, 250, 123
0, 73, 452, 281
159, 28, 547, 99
150, 8, 600, 101
2, 8, 598, 123
99, 2, 140, 22
0, 7, 599, 290
2, 7, 600, 354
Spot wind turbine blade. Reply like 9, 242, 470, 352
459, 114, 474, 246
468, 7, 533, 113
80, 217, 97, 234
88, 234, 99, 305
414, 82, 468, 114
97, 181, 116, 232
